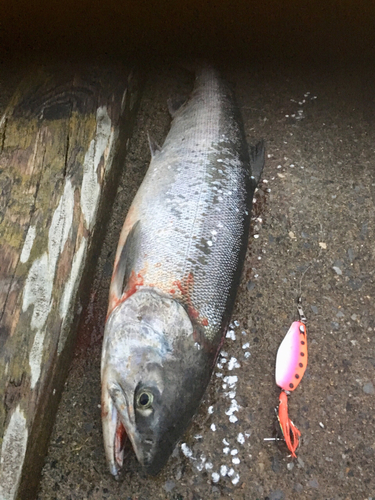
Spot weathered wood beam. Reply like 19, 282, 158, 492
0, 64, 142, 499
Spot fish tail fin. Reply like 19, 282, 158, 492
249, 140, 265, 185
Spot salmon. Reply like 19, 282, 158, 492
101, 66, 264, 476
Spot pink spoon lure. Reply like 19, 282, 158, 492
274, 299, 308, 457
275, 320, 307, 391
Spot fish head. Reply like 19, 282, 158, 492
101, 288, 213, 476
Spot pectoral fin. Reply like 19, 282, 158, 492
147, 133, 161, 157
111, 220, 141, 300
167, 96, 187, 118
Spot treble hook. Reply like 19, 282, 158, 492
297, 297, 307, 324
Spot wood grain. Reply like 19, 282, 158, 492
0, 63, 142, 499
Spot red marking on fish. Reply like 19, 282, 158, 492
107, 271, 144, 319
173, 273, 209, 328
188, 306, 200, 320
121, 271, 145, 302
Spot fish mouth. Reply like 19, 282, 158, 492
101, 389, 128, 478
113, 411, 127, 477
102, 384, 156, 477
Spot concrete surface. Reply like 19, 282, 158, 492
38, 61, 374, 500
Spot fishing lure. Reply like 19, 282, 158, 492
275, 298, 307, 457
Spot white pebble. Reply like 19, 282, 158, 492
181, 443, 193, 458
222, 438, 229, 445
210, 423, 216, 432
226, 330, 236, 340
223, 375, 238, 387
221, 350, 228, 357
208, 406, 214, 414
232, 457, 240, 465
242, 342, 250, 349
229, 415, 238, 423
194, 434, 203, 440
237, 433, 245, 444
234, 320, 240, 327
228, 468, 235, 477
241, 330, 247, 335
215, 372, 223, 378
211, 472, 220, 483
231, 449, 238, 455
254, 234, 259, 239
205, 462, 213, 470
225, 400, 240, 416
220, 465, 228, 476
244, 352, 251, 359
232, 473, 240, 485
196, 462, 204, 471
228, 357, 240, 370
223, 447, 230, 454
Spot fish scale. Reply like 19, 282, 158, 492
116, 68, 253, 342
101, 66, 264, 477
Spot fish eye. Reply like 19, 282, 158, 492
136, 390, 154, 410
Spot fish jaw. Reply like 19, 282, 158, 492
101, 288, 214, 476
101, 372, 129, 477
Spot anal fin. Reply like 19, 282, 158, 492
249, 140, 265, 185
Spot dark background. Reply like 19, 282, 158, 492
1, 0, 374, 65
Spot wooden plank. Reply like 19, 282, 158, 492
0, 63, 142, 500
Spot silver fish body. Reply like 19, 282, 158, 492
101, 67, 264, 476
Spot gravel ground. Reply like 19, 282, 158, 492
38, 61, 375, 500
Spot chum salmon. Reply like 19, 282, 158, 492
101, 66, 264, 476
